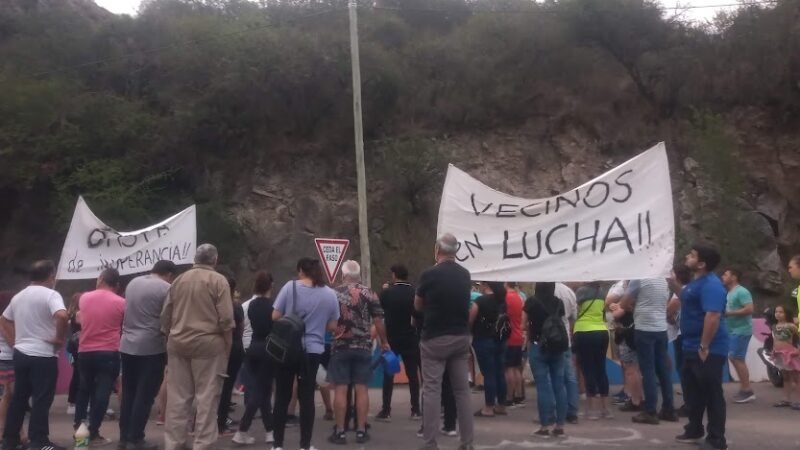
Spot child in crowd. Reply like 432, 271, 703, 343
771, 305, 800, 409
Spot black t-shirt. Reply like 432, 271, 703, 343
380, 282, 419, 340
472, 294, 503, 339
523, 296, 564, 343
248, 296, 275, 342
233, 304, 245, 353
417, 260, 471, 341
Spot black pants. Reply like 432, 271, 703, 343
119, 353, 166, 443
682, 353, 726, 449
238, 351, 274, 433
68, 353, 80, 405
273, 353, 321, 449
673, 336, 687, 405
574, 331, 610, 397
381, 336, 421, 414
2, 351, 57, 446
75, 351, 121, 438
218, 345, 244, 431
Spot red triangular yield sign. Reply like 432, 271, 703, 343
314, 238, 350, 283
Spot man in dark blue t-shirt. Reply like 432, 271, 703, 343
675, 245, 729, 450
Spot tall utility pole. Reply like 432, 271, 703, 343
348, 0, 371, 287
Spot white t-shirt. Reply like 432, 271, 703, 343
3, 285, 66, 357
667, 294, 681, 342
0, 334, 13, 362
554, 283, 577, 347
241, 296, 255, 349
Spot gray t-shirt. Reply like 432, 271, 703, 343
120, 274, 170, 355
627, 278, 670, 332
273, 280, 340, 354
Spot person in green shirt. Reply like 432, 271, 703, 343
722, 268, 755, 404
789, 256, 800, 320
573, 282, 612, 420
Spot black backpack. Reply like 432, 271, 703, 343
265, 281, 306, 366
495, 301, 512, 342
539, 298, 569, 354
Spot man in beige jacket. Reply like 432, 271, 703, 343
161, 244, 234, 450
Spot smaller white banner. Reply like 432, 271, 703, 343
315, 238, 350, 283
57, 197, 197, 280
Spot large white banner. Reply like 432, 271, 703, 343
57, 197, 197, 280
437, 142, 674, 282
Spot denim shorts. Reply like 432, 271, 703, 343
618, 342, 637, 365
728, 334, 751, 361
327, 348, 372, 385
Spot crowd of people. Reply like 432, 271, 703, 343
0, 238, 799, 450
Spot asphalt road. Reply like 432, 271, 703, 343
42, 382, 800, 450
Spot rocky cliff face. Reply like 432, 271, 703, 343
229, 110, 799, 303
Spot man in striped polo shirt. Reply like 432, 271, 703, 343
621, 278, 678, 425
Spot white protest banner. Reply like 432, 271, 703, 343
315, 238, 350, 283
437, 142, 674, 282
57, 197, 197, 280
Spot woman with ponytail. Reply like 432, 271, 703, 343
469, 282, 509, 417
270, 258, 340, 450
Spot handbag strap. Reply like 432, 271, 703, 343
290, 280, 297, 316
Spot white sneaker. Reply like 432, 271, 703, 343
271, 447, 284, 450
265, 431, 274, 444
300, 447, 318, 450
232, 431, 255, 445
67, 404, 75, 415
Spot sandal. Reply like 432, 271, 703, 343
773, 400, 791, 407
474, 410, 495, 417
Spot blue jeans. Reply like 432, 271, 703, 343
75, 351, 121, 437
563, 351, 579, 418
529, 344, 567, 426
634, 330, 674, 415
472, 337, 507, 407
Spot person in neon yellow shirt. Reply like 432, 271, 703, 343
789, 256, 800, 320
574, 282, 612, 420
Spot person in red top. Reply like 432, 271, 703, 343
74, 268, 126, 446
503, 283, 526, 407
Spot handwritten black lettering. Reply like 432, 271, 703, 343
117, 234, 137, 248
156, 225, 170, 238
573, 220, 600, 253
520, 202, 542, 218
470, 194, 493, 216
87, 229, 107, 249
503, 231, 522, 259
555, 191, 580, 213
582, 181, 611, 208
463, 233, 484, 258
496, 204, 519, 218
455, 242, 469, 262
613, 170, 633, 203
600, 217, 634, 254
545, 224, 568, 255
522, 231, 543, 260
